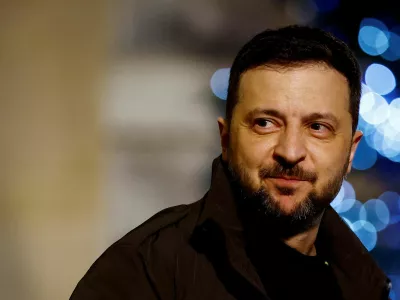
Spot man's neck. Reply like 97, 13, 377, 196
282, 223, 321, 256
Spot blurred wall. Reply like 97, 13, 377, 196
0, 2, 109, 299
103, 54, 221, 241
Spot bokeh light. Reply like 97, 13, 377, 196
359, 92, 389, 125
365, 63, 396, 95
343, 180, 356, 199
338, 199, 362, 222
389, 275, 400, 300
334, 198, 357, 214
336, 196, 379, 252
332, 181, 357, 214
389, 98, 400, 129
382, 31, 400, 61
358, 26, 389, 56
371, 121, 400, 158
331, 184, 345, 210
379, 191, 400, 225
357, 114, 376, 138
210, 68, 230, 100
359, 199, 390, 231
352, 220, 378, 251
390, 289, 396, 300
358, 18, 390, 56
352, 137, 378, 170
361, 82, 373, 95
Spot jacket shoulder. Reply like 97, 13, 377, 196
70, 199, 205, 299
118, 199, 203, 248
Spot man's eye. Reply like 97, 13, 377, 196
254, 118, 273, 128
310, 123, 328, 131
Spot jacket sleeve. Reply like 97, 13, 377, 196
70, 244, 161, 300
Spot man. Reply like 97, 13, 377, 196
70, 25, 391, 300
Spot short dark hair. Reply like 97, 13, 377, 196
226, 25, 361, 134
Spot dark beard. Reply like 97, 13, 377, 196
224, 157, 348, 238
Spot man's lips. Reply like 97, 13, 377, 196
270, 176, 306, 181
267, 176, 308, 187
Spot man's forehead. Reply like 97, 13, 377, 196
236, 65, 350, 113
238, 64, 349, 92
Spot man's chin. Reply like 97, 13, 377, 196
264, 194, 306, 216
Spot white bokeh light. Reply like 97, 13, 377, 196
361, 83, 373, 96
360, 92, 390, 125
365, 63, 396, 95
389, 98, 400, 129
372, 121, 400, 158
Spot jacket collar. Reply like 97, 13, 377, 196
192, 156, 390, 300
192, 156, 268, 299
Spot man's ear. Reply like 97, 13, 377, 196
346, 130, 363, 174
217, 117, 229, 161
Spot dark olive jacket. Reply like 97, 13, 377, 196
70, 157, 391, 300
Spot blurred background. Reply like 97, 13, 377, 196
1, 0, 399, 299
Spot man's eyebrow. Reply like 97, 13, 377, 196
244, 109, 339, 126
245, 108, 286, 122
302, 112, 339, 126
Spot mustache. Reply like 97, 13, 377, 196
259, 164, 317, 183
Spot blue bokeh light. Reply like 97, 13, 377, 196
332, 180, 357, 214
382, 31, 400, 61
358, 25, 390, 56
359, 19, 390, 56
359, 199, 390, 231
339, 199, 362, 222
352, 137, 378, 170
357, 114, 376, 138
352, 220, 377, 251
389, 153, 400, 163
210, 68, 230, 100
379, 191, 400, 225
343, 180, 356, 200
331, 184, 345, 210
389, 275, 400, 300
365, 63, 396, 95
334, 198, 356, 214
390, 289, 396, 300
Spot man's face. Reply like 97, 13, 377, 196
219, 64, 362, 225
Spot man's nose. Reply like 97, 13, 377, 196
273, 127, 307, 167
